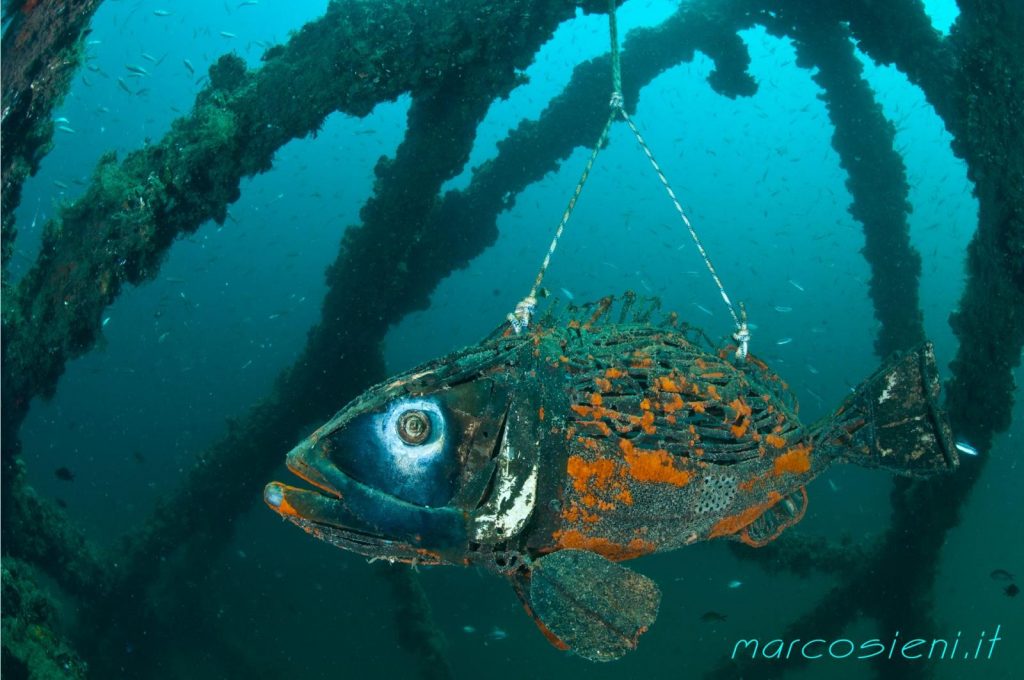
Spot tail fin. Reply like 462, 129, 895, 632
811, 342, 958, 477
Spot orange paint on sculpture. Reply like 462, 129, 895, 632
554, 529, 656, 561
567, 455, 617, 492
619, 439, 691, 487
773, 444, 812, 476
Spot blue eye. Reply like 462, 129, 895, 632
326, 397, 458, 507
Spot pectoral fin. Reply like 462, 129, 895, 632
516, 549, 661, 662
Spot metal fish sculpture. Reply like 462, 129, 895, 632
265, 294, 958, 661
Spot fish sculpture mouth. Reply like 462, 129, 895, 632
264, 439, 466, 565
264, 480, 442, 564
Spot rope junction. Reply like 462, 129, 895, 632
510, 0, 750, 361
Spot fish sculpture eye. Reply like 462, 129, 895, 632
396, 409, 431, 445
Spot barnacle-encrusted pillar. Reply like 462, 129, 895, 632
839, 0, 1022, 453
944, 0, 1024, 453
0, 0, 103, 271
775, 7, 924, 357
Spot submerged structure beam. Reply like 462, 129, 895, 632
943, 0, 1024, 453
1, 0, 103, 270
774, 7, 924, 357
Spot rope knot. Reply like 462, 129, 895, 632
508, 295, 537, 335
610, 91, 624, 109
733, 323, 751, 361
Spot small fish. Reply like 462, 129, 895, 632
700, 611, 728, 623
776, 337, 794, 346
774, 305, 792, 313
827, 478, 839, 492
560, 287, 575, 301
153, 9, 172, 16
238, 0, 260, 6
86, 40, 102, 46
117, 78, 133, 94
54, 467, 75, 482
240, 359, 254, 370
57, 125, 76, 134
183, 59, 195, 76
158, 331, 170, 343
990, 569, 1014, 582
125, 64, 149, 76
1005, 584, 1020, 597
788, 279, 805, 292
693, 303, 713, 316
102, 317, 111, 327
727, 580, 742, 589
54, 116, 70, 124
220, 31, 237, 38
806, 364, 819, 375
955, 441, 978, 456
461, 625, 476, 634
486, 627, 508, 641
53, 180, 69, 189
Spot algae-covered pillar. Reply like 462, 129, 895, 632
1, 0, 104, 269
943, 0, 1024, 453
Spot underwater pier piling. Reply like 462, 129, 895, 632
1, 0, 1021, 677
779, 7, 924, 358
1, 0, 104, 270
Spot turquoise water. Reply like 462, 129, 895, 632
9, 1, 1022, 678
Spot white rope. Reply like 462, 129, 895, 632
509, 1, 750, 361
508, 109, 616, 334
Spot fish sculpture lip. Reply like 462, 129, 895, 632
264, 439, 399, 551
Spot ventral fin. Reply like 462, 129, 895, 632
520, 549, 661, 662
739, 486, 808, 547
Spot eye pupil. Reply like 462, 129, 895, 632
397, 410, 431, 444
